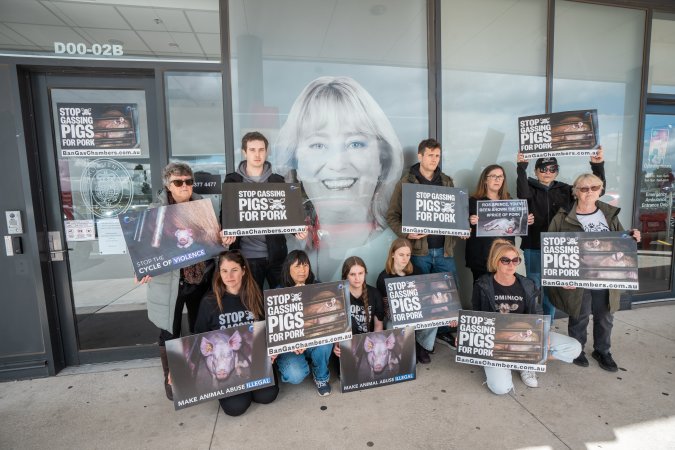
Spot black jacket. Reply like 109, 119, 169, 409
471, 273, 539, 314
516, 161, 605, 249
223, 171, 288, 265
465, 196, 515, 272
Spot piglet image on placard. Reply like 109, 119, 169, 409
199, 331, 250, 384
482, 218, 518, 234
360, 332, 399, 378
493, 320, 545, 363
303, 291, 347, 338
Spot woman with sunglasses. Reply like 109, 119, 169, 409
136, 162, 233, 401
472, 239, 581, 394
547, 173, 641, 372
467, 165, 534, 282
516, 148, 605, 322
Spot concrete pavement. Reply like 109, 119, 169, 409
1, 303, 674, 450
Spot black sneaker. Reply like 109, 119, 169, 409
416, 342, 431, 364
592, 350, 618, 372
573, 352, 589, 367
435, 332, 456, 349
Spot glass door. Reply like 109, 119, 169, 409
636, 106, 675, 300
32, 72, 163, 364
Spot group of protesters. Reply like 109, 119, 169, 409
137, 129, 641, 416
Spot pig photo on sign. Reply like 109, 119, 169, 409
199, 331, 250, 385
580, 252, 637, 268
493, 320, 545, 363
303, 291, 345, 333
359, 332, 399, 378
482, 218, 518, 234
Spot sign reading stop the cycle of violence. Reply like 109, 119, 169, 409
540, 231, 639, 290
385, 272, 462, 330
455, 310, 549, 372
264, 281, 352, 355
401, 184, 470, 237
221, 183, 306, 236
518, 109, 599, 159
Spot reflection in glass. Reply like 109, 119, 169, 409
648, 13, 675, 95
638, 114, 675, 294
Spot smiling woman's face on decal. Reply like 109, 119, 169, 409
296, 113, 382, 225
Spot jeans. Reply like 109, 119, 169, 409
411, 248, 459, 351
484, 331, 581, 395
524, 249, 555, 321
276, 344, 332, 384
247, 257, 283, 291
568, 289, 613, 354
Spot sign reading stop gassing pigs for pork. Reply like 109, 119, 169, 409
455, 310, 549, 372
518, 109, 599, 159
540, 232, 639, 290
385, 272, 461, 330
264, 281, 352, 356
165, 322, 274, 411
339, 327, 416, 393
401, 184, 470, 237
476, 200, 528, 237
221, 183, 306, 236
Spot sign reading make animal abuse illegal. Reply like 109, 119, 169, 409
265, 281, 352, 355
340, 327, 416, 393
540, 231, 639, 290
385, 272, 461, 330
221, 183, 306, 236
518, 109, 599, 159
455, 310, 549, 372
401, 184, 470, 237
165, 322, 274, 411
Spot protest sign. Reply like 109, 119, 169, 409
340, 327, 416, 393
386, 272, 461, 330
401, 184, 470, 237
57, 103, 141, 157
476, 200, 528, 237
165, 322, 274, 410
541, 231, 639, 290
455, 310, 549, 372
265, 281, 352, 355
221, 183, 306, 236
518, 109, 599, 159
118, 199, 223, 278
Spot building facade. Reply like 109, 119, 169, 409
0, 0, 674, 380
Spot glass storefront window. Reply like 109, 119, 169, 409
228, 0, 429, 283
0, 0, 220, 61
165, 71, 225, 206
648, 12, 675, 95
552, 1, 645, 230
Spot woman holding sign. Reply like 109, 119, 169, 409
194, 250, 278, 416
333, 257, 385, 356
376, 238, 421, 329
548, 173, 640, 372
472, 239, 581, 394
275, 250, 333, 396
467, 165, 534, 282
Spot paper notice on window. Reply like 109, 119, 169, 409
97, 219, 127, 254
64, 219, 96, 241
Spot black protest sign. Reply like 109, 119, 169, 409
541, 231, 639, 290
386, 272, 461, 330
165, 322, 274, 410
193, 172, 221, 195
455, 310, 549, 372
340, 327, 416, 393
265, 281, 352, 355
518, 109, 599, 159
57, 103, 140, 157
401, 184, 470, 237
476, 200, 528, 237
221, 183, 306, 236
118, 199, 223, 278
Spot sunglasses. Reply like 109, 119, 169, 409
170, 179, 194, 187
499, 256, 521, 266
538, 166, 558, 173
576, 185, 602, 193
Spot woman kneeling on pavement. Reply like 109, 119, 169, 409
274, 250, 333, 396
472, 239, 581, 394
194, 251, 278, 416
547, 173, 640, 372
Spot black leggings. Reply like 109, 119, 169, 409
158, 280, 209, 346
218, 384, 279, 416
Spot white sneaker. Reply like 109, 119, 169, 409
520, 370, 538, 388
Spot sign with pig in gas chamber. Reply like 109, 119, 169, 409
165, 322, 274, 410
401, 184, 470, 237
264, 281, 352, 356
221, 182, 306, 236
339, 326, 416, 393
